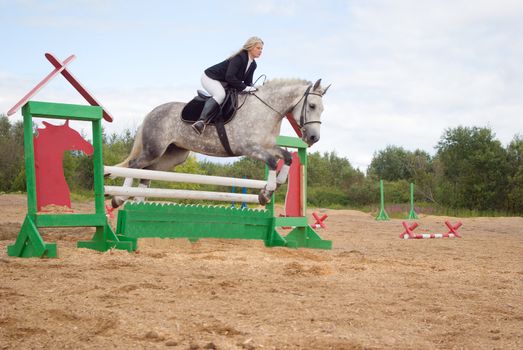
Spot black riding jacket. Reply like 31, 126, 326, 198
204, 50, 257, 91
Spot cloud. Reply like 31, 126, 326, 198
0, 71, 194, 139
301, 0, 523, 168
2, 0, 522, 172
251, 0, 298, 16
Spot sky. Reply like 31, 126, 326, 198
1, 0, 522, 171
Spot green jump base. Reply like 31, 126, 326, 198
7, 215, 136, 258
7, 216, 58, 258
407, 209, 419, 220
77, 224, 137, 252
375, 208, 390, 221
116, 202, 332, 250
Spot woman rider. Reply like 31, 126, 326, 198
192, 36, 263, 134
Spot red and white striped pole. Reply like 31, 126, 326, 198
400, 221, 462, 239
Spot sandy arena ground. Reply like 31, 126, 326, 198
0, 193, 522, 349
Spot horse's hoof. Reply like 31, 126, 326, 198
258, 192, 271, 205
111, 197, 122, 209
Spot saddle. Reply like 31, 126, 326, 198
181, 88, 239, 156
181, 89, 238, 124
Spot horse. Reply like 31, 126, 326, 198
109, 78, 330, 208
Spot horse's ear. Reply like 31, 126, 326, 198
313, 79, 322, 91
42, 121, 52, 128
64, 119, 69, 126
322, 84, 331, 96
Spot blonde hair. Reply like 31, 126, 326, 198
230, 36, 264, 58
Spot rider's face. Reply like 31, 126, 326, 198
248, 44, 263, 59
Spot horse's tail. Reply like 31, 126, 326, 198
113, 126, 143, 168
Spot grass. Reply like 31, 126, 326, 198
5, 190, 522, 218
70, 190, 95, 202
369, 202, 522, 218
313, 201, 522, 219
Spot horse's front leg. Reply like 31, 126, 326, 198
271, 147, 293, 186
260, 154, 278, 205
244, 146, 292, 205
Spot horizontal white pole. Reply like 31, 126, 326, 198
105, 186, 261, 204
105, 166, 267, 189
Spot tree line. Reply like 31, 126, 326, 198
1, 114, 522, 215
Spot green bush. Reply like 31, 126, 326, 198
308, 186, 350, 207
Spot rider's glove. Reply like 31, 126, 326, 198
243, 86, 257, 93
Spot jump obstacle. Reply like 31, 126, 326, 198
400, 221, 462, 239
7, 102, 136, 258
108, 135, 331, 250
7, 101, 331, 258
376, 180, 419, 220
6, 54, 331, 257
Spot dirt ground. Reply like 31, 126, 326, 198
0, 193, 522, 350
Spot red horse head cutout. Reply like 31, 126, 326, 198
34, 120, 93, 211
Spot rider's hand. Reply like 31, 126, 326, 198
243, 86, 257, 93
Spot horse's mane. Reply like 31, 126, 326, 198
259, 78, 311, 92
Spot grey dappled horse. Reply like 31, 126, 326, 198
110, 78, 330, 208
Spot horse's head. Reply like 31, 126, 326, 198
39, 120, 94, 156
289, 79, 331, 146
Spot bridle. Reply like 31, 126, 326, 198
296, 85, 323, 128
249, 84, 324, 131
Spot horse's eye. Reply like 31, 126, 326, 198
309, 103, 316, 110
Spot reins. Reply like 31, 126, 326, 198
251, 93, 285, 117
241, 83, 324, 131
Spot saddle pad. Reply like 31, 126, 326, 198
181, 89, 238, 124
181, 98, 205, 122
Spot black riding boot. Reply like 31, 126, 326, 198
192, 98, 219, 135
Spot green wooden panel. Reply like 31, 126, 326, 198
91, 118, 106, 216
121, 203, 273, 240
276, 135, 308, 149
116, 202, 332, 250
35, 214, 107, 227
123, 211, 271, 226
123, 223, 271, 240
27, 101, 102, 121
22, 108, 38, 216
274, 216, 308, 227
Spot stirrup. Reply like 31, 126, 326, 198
191, 121, 205, 135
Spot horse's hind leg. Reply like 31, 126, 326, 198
111, 144, 171, 208
149, 144, 191, 172
132, 145, 190, 202
111, 133, 178, 208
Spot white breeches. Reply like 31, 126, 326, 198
201, 73, 226, 104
